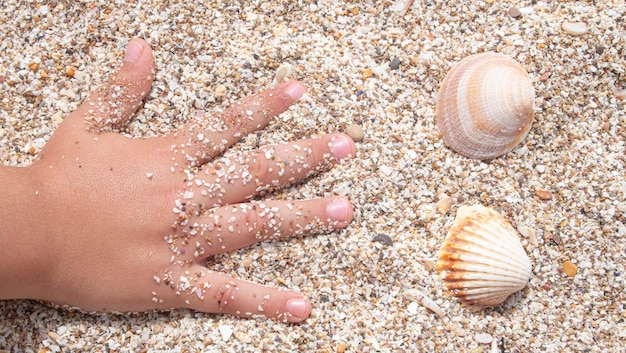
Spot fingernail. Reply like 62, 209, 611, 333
286, 298, 307, 318
326, 197, 350, 222
329, 135, 353, 161
123, 40, 144, 63
284, 82, 306, 100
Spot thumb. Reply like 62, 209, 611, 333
62, 38, 156, 134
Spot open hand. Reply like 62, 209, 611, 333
0, 38, 355, 323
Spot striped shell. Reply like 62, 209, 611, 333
435, 52, 535, 160
436, 205, 532, 308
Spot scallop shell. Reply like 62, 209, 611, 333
436, 204, 532, 308
435, 52, 535, 160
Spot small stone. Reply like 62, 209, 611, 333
373, 233, 393, 246
346, 123, 365, 142
390, 57, 401, 70
562, 260, 578, 277
214, 84, 227, 98
540, 72, 550, 82
535, 189, 552, 200
475, 332, 493, 344
336, 341, 348, 353
508, 7, 522, 19
595, 46, 605, 55
436, 194, 452, 214
65, 66, 75, 78
562, 21, 588, 36
47, 331, 60, 343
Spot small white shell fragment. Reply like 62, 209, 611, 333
475, 332, 494, 344
436, 194, 453, 214
379, 164, 393, 176
407, 301, 419, 315
273, 63, 292, 85
492, 339, 501, 353
403, 288, 445, 317
218, 325, 234, 342
390, 0, 415, 16
518, 224, 538, 247
562, 21, 588, 36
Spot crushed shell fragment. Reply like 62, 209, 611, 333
436, 205, 532, 308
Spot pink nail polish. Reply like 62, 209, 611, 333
326, 197, 349, 222
330, 135, 353, 160
123, 40, 144, 63
284, 82, 306, 100
286, 298, 307, 318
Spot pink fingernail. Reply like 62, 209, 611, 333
329, 135, 353, 161
286, 298, 307, 318
123, 40, 144, 63
284, 82, 306, 100
326, 197, 350, 222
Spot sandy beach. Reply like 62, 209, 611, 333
1, 0, 625, 352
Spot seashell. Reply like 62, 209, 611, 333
435, 52, 535, 160
436, 204, 532, 308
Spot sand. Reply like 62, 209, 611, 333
1, 0, 625, 352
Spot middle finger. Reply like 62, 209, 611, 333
184, 133, 355, 208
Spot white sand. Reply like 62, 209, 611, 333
1, 1, 625, 352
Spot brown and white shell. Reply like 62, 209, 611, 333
435, 52, 535, 160
436, 205, 532, 308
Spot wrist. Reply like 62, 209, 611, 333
0, 166, 48, 300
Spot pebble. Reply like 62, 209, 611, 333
562, 260, 578, 277
390, 57, 401, 70
346, 123, 365, 142
372, 233, 393, 246
508, 7, 522, 19
336, 341, 348, 353
535, 189, 553, 200
407, 301, 419, 315
540, 72, 550, 82
562, 21, 588, 36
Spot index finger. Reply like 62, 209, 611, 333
169, 81, 307, 167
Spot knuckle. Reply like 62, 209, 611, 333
246, 203, 279, 240
213, 280, 239, 313
246, 150, 277, 190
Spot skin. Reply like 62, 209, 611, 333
0, 38, 356, 323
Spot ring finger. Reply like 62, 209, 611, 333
169, 197, 353, 259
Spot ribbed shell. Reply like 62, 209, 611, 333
436, 205, 532, 308
435, 52, 535, 160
